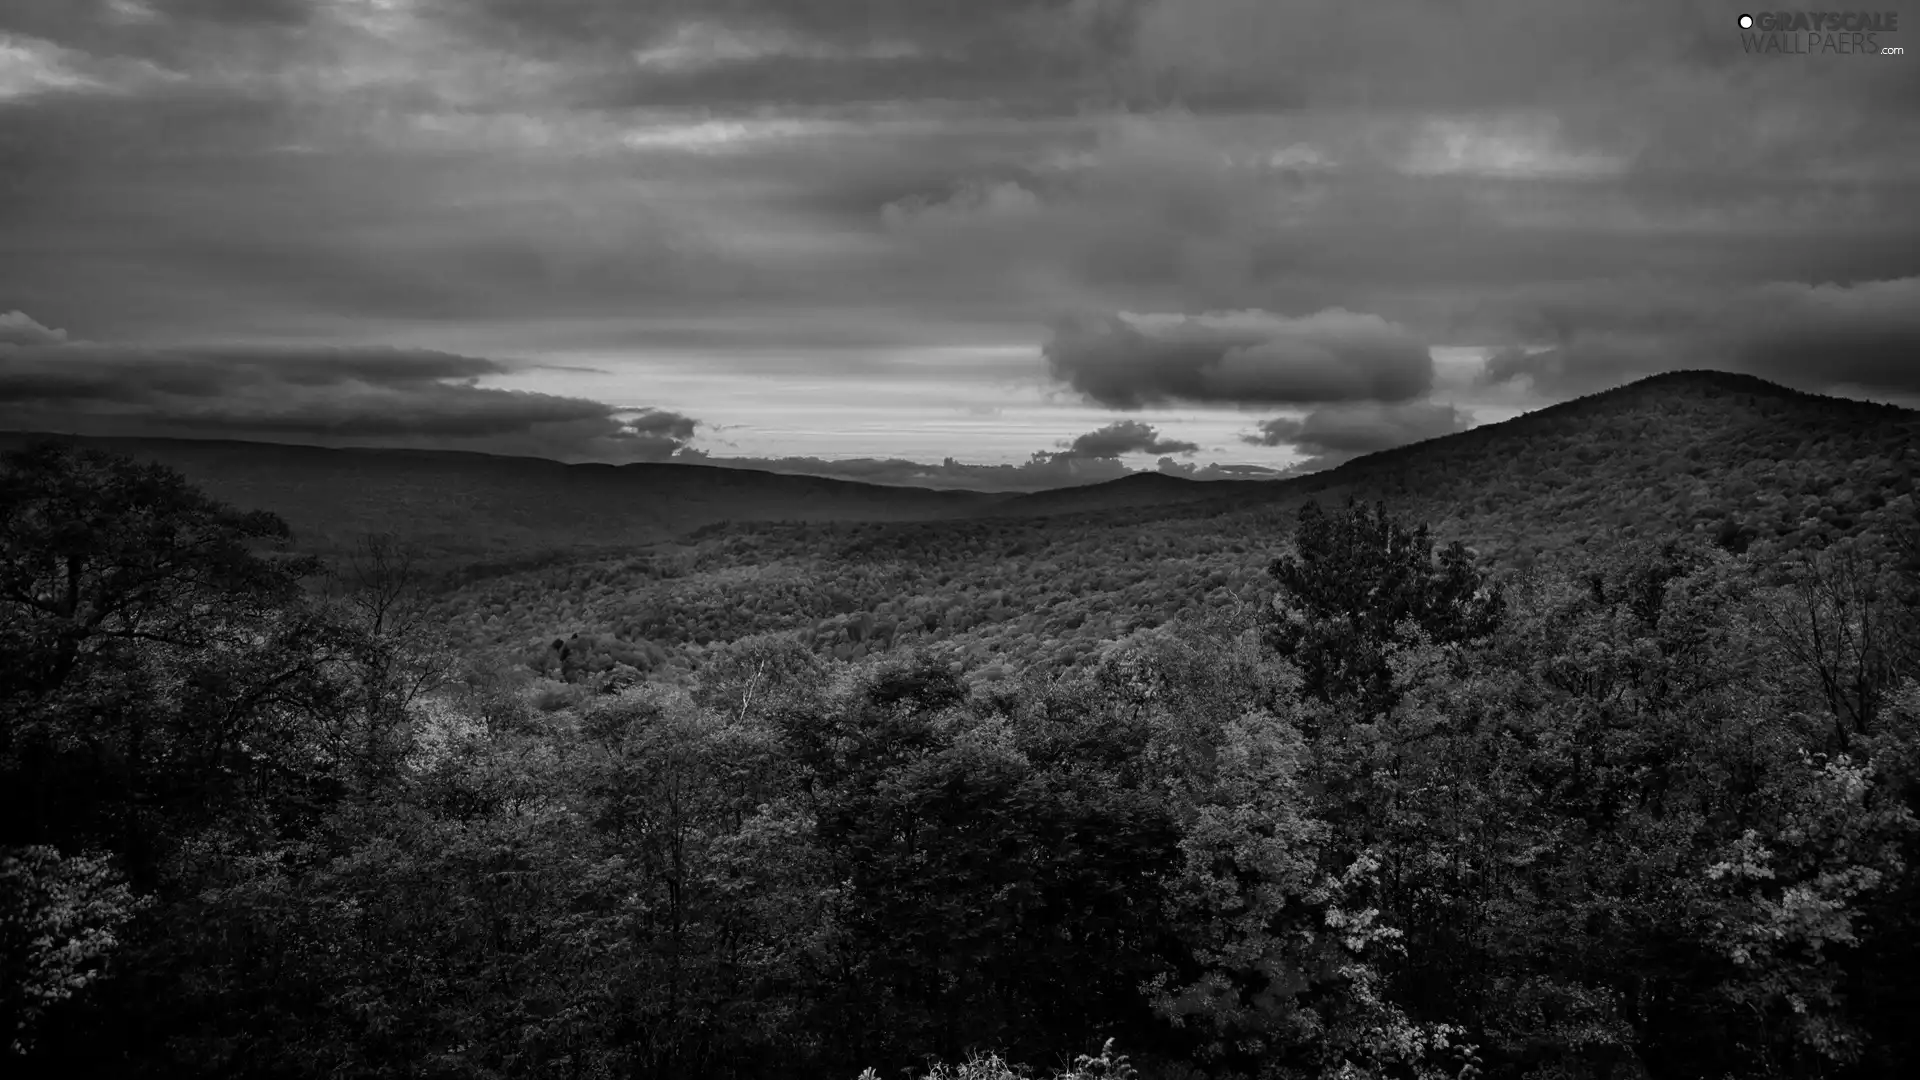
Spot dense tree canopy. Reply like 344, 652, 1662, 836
1263, 498, 1504, 714
4, 440, 1920, 1080
0, 444, 325, 869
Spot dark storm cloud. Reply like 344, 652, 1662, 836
7, 0, 1913, 352
625, 407, 698, 443
0, 337, 512, 410
1481, 340, 1664, 399
882, 114, 1920, 346
1044, 309, 1435, 409
1479, 276, 1920, 398
866, 0, 1919, 355
1243, 401, 1472, 454
0, 315, 699, 460
1734, 279, 1920, 392
1062, 419, 1198, 457
0, 97, 786, 340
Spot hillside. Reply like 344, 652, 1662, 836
1006, 370, 1920, 557
12, 369, 1920, 1080
0, 432, 1014, 559
420, 371, 1920, 681
6, 370, 1915, 586
1273, 369, 1920, 558
984, 470, 1274, 517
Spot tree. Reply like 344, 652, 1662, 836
1263, 498, 1503, 716
778, 656, 1186, 1073
0, 441, 320, 862
315, 533, 457, 789
0, 443, 363, 1070
1361, 538, 1915, 1078
0, 847, 143, 1059
1753, 536, 1904, 752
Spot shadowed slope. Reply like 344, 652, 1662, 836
0, 433, 1014, 558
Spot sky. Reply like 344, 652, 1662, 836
1, 0, 1917, 491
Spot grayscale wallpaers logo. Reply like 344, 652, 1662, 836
1737, 11, 1904, 54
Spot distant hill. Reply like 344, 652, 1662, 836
1003, 370, 1920, 558
0, 433, 1014, 558
1261, 370, 1919, 557
6, 371, 1916, 570
301, 368, 1920, 680
984, 470, 1275, 518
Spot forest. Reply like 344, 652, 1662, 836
5, 388, 1920, 1079
428, 372, 1920, 694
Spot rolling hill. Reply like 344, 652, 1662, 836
984, 469, 1274, 518
5, 371, 1916, 575
1000, 370, 1920, 557
0, 432, 1016, 559
402, 370, 1920, 681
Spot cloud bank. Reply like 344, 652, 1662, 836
1043, 309, 1436, 409
1479, 276, 1920, 399
1244, 400, 1475, 472
1, 0, 1915, 464
0, 313, 699, 461
1061, 418, 1200, 457
0, 313, 1256, 489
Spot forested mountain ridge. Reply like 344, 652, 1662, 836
1274, 369, 1920, 558
4, 371, 1914, 569
0, 432, 1014, 558
985, 470, 1273, 517
1003, 369, 1920, 559
426, 371, 1920, 685
7, 371, 1916, 690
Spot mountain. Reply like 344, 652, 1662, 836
27, 369, 1900, 679
0, 433, 1014, 559
983, 470, 1276, 518
996, 370, 1920, 559
1260, 370, 1919, 557
6, 371, 1916, 570
418, 371, 1920, 683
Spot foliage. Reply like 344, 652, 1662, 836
412, 375, 1918, 693
0, 846, 144, 1056
6, 435, 1920, 1080
859, 1038, 1143, 1080
1263, 498, 1503, 715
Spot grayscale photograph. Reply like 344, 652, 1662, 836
2, 2, 1917, 1078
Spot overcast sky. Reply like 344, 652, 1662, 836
2, 0, 1916, 489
